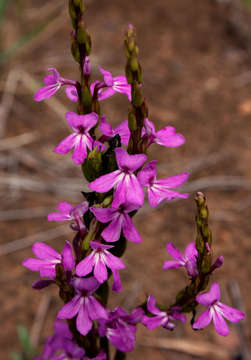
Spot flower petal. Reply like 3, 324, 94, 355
76, 252, 95, 277
54, 133, 77, 154
57, 295, 81, 319
156, 172, 189, 188
147, 294, 161, 315
90, 207, 115, 223
196, 282, 221, 306
125, 174, 144, 207
99, 115, 113, 136
32, 242, 60, 260
193, 308, 212, 330
87, 296, 108, 320
217, 302, 245, 323
94, 255, 108, 283
104, 250, 125, 270
156, 126, 185, 147
58, 201, 73, 214
72, 135, 88, 164
76, 300, 93, 336
112, 269, 122, 293
102, 215, 123, 242
137, 161, 157, 187
115, 148, 146, 172
98, 87, 116, 101
165, 242, 184, 262
142, 315, 164, 330
65, 86, 78, 102
184, 242, 198, 260
162, 260, 182, 270
212, 308, 229, 336
61, 241, 75, 271
122, 214, 141, 243
22, 258, 44, 272
89, 170, 122, 193
34, 84, 60, 101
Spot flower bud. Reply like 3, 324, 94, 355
76, 22, 86, 44
82, 147, 103, 182
71, 39, 80, 63
83, 56, 91, 77
128, 111, 137, 131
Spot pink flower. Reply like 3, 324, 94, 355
99, 116, 130, 146
54, 112, 98, 164
142, 294, 186, 330
193, 282, 245, 336
89, 148, 146, 207
98, 307, 144, 352
138, 160, 189, 207
90, 203, 141, 243
22, 241, 75, 278
142, 118, 185, 148
57, 277, 108, 336
94, 67, 131, 101
76, 241, 125, 284
163, 242, 198, 277
48, 201, 88, 232
34, 68, 77, 102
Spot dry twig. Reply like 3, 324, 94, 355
0, 225, 71, 256
30, 293, 52, 349
0, 174, 88, 197
0, 207, 52, 221
0, 70, 20, 138
139, 337, 229, 359
0, 132, 38, 152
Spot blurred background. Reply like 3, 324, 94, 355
0, 0, 251, 359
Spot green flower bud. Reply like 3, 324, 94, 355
130, 57, 138, 72
82, 147, 103, 182
128, 111, 137, 131
76, 23, 86, 44
71, 40, 80, 63
132, 83, 143, 107
85, 33, 92, 55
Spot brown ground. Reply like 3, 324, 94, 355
1, 0, 251, 359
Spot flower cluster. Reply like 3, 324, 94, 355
23, 2, 245, 359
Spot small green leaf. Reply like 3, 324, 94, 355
18, 325, 31, 352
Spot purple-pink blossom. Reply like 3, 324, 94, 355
34, 68, 77, 102
99, 116, 130, 146
76, 241, 125, 284
98, 307, 144, 352
89, 148, 146, 207
37, 320, 73, 359
22, 241, 75, 279
193, 282, 245, 336
48, 201, 88, 232
91, 67, 131, 101
54, 112, 98, 164
142, 118, 185, 148
138, 160, 189, 207
142, 294, 186, 330
163, 242, 198, 277
57, 277, 107, 336
90, 203, 141, 243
